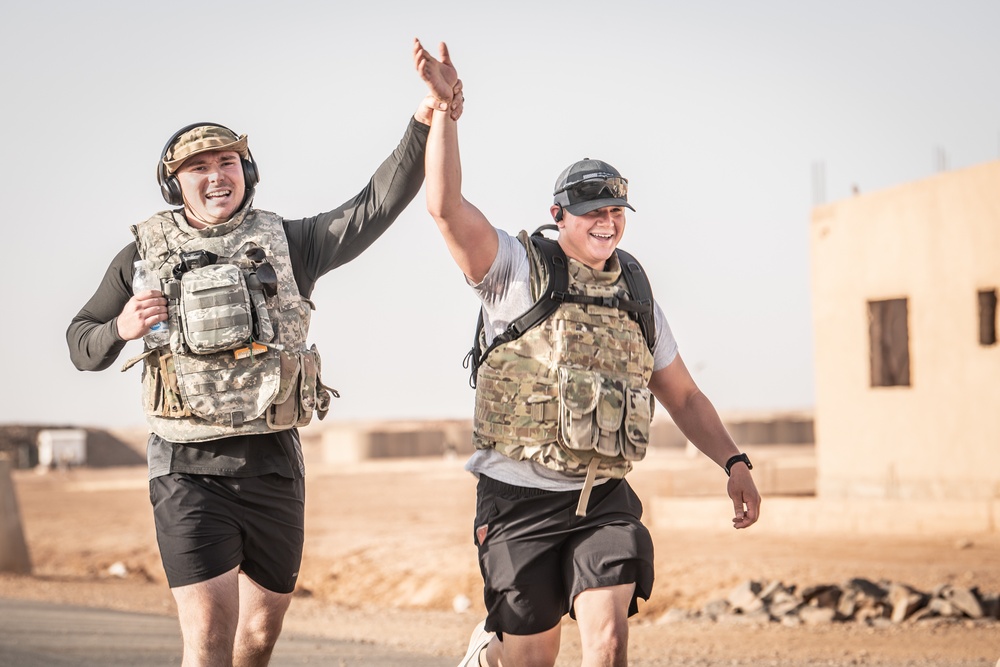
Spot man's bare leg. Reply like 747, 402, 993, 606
232, 571, 292, 667
574, 584, 635, 667
485, 623, 561, 667
171, 566, 241, 667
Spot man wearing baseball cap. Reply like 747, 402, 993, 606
415, 40, 760, 667
67, 53, 463, 665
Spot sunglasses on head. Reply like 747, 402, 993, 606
554, 176, 629, 204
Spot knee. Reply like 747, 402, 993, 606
495, 642, 560, 667
494, 627, 561, 667
181, 622, 237, 665
579, 616, 629, 664
238, 614, 284, 654
179, 609, 239, 656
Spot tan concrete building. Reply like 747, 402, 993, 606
810, 160, 1000, 502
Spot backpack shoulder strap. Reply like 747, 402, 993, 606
614, 247, 656, 353
464, 226, 567, 387
463, 226, 657, 386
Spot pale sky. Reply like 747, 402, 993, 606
2, 1, 998, 429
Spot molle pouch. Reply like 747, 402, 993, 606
266, 345, 335, 429
249, 290, 275, 343
295, 348, 319, 427
157, 352, 190, 418
622, 387, 653, 461
309, 344, 336, 421
558, 367, 600, 451
267, 350, 301, 429
142, 351, 163, 416
179, 264, 253, 355
162, 279, 188, 354
595, 377, 626, 457
173, 351, 280, 427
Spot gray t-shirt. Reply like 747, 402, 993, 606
465, 228, 678, 491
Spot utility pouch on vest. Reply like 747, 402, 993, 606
171, 350, 280, 426
297, 348, 318, 426
140, 350, 190, 418
179, 264, 253, 355
557, 366, 651, 463
157, 352, 190, 418
623, 387, 652, 461
143, 350, 163, 415
559, 367, 600, 451
249, 290, 275, 342
268, 350, 301, 428
267, 345, 335, 429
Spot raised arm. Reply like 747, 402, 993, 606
648, 353, 761, 529
414, 38, 498, 284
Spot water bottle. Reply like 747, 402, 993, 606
132, 259, 170, 348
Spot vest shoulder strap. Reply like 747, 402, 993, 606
464, 225, 655, 387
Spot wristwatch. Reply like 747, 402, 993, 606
724, 453, 753, 477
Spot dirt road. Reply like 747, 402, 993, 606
2, 455, 998, 666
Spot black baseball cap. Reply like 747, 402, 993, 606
552, 158, 635, 216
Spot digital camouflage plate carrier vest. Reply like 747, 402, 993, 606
127, 207, 334, 443
471, 228, 656, 479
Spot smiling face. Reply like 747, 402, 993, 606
552, 204, 627, 269
174, 150, 246, 228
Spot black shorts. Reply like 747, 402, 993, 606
149, 473, 305, 593
474, 475, 654, 637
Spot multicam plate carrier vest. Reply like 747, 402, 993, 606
126, 207, 334, 443
472, 229, 656, 482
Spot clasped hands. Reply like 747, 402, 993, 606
414, 38, 463, 124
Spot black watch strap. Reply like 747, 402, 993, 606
725, 453, 752, 476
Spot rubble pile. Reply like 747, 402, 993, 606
660, 578, 1000, 627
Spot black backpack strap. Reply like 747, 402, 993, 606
464, 226, 657, 387
615, 247, 656, 353
465, 228, 567, 388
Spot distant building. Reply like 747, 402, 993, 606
36, 429, 87, 469
810, 160, 1000, 501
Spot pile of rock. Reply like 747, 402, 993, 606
659, 578, 1000, 627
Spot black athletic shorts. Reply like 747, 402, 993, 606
474, 475, 654, 637
149, 473, 305, 593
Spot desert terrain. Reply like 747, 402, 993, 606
2, 445, 999, 666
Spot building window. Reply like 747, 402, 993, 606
868, 298, 910, 387
979, 289, 997, 346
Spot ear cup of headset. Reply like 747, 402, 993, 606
159, 163, 184, 206
156, 122, 258, 206
241, 156, 260, 191
554, 206, 564, 222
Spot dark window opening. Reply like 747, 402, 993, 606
868, 298, 910, 387
979, 289, 997, 346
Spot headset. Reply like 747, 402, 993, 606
156, 122, 260, 206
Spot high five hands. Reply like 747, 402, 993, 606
414, 38, 463, 122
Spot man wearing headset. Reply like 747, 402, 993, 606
414, 40, 760, 667
67, 80, 463, 664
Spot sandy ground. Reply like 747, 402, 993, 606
2, 452, 999, 666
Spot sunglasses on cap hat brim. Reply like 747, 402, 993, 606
554, 176, 629, 205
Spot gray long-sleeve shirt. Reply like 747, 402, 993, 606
67, 118, 429, 479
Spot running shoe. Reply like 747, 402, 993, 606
457, 619, 493, 667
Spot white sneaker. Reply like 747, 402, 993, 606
457, 619, 493, 667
